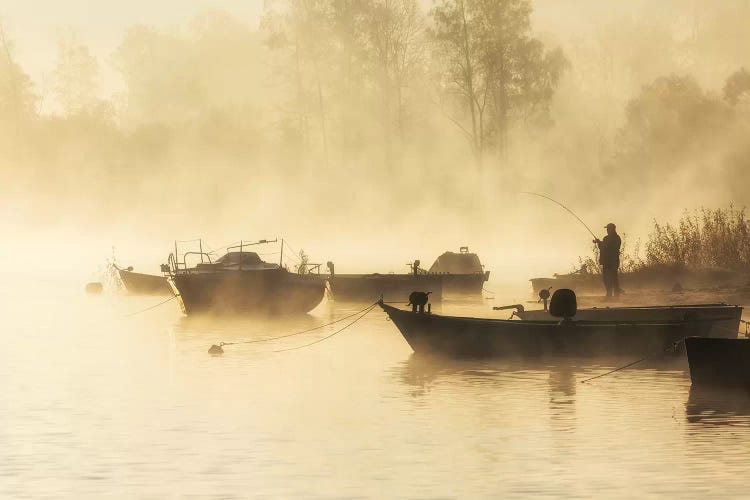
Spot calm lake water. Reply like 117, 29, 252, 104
2, 274, 750, 498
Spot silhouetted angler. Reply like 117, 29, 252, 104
594, 222, 622, 298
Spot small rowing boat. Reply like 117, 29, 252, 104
380, 289, 712, 358
116, 265, 173, 295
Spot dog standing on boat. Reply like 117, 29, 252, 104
408, 291, 431, 313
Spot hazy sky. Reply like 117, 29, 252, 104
2, 1, 264, 100
2, 0, 703, 106
3, 0, 690, 86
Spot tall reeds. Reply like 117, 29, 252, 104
579, 207, 750, 273
645, 206, 750, 271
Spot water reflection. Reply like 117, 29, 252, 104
686, 385, 750, 426
7, 277, 750, 498
395, 353, 687, 392
170, 302, 370, 343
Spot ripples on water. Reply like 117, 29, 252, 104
2, 276, 750, 498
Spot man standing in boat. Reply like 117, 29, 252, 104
594, 223, 622, 298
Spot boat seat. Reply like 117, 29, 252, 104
549, 288, 577, 319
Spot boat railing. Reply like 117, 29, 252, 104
182, 251, 213, 271
226, 239, 278, 255
225, 239, 278, 271
299, 263, 323, 275
164, 239, 213, 274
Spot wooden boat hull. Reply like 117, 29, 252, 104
518, 304, 742, 338
380, 302, 712, 358
328, 274, 443, 302
118, 269, 173, 295
172, 268, 325, 315
685, 337, 750, 389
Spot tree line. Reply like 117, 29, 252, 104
0, 1, 565, 178
2, 1, 750, 224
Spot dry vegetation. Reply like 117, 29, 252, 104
580, 207, 750, 275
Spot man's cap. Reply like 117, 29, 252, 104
605, 222, 616, 229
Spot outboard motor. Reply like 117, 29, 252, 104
408, 291, 432, 313
549, 288, 577, 325
538, 286, 552, 312
326, 261, 335, 276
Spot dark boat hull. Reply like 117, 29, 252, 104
118, 269, 173, 295
380, 303, 711, 358
440, 272, 489, 295
172, 269, 325, 315
519, 304, 742, 338
685, 337, 750, 389
328, 274, 443, 302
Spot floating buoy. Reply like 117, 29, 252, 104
85, 282, 103, 294
208, 344, 224, 356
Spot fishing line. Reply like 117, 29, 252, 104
580, 338, 685, 384
521, 191, 598, 240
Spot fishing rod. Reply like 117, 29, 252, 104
521, 192, 598, 240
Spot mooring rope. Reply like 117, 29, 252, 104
580, 338, 685, 384
216, 301, 379, 348
273, 302, 379, 352
123, 294, 178, 318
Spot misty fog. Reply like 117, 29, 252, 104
2, 0, 749, 283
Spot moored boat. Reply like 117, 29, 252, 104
326, 259, 443, 302
428, 247, 489, 295
327, 272, 443, 303
380, 289, 712, 358
530, 267, 741, 296
326, 246, 489, 301
116, 265, 173, 295
517, 304, 742, 338
685, 337, 750, 389
165, 239, 326, 315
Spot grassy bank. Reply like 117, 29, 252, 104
578, 207, 750, 275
